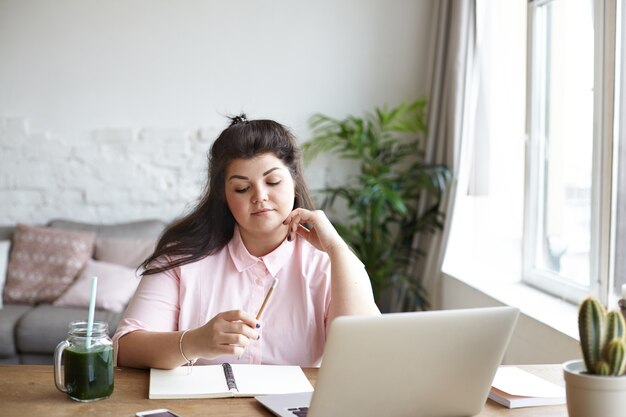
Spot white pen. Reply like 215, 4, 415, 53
238, 278, 279, 360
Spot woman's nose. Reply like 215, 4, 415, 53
251, 187, 269, 203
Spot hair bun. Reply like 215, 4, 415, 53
229, 114, 249, 126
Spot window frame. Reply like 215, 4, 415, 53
522, 0, 618, 305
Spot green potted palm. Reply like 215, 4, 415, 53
563, 296, 626, 416
303, 99, 451, 311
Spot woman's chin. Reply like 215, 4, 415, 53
243, 223, 288, 238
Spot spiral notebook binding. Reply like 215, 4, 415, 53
222, 363, 239, 393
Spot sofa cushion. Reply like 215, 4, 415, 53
0, 240, 10, 308
15, 304, 122, 355
53, 259, 140, 313
95, 238, 156, 268
3, 224, 96, 305
0, 304, 31, 357
0, 226, 14, 241
47, 218, 166, 239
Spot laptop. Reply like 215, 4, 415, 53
256, 306, 519, 417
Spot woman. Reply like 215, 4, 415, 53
113, 115, 380, 369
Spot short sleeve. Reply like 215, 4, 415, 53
112, 268, 181, 365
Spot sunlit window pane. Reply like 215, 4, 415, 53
530, 0, 594, 286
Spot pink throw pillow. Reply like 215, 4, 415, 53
53, 259, 140, 313
3, 224, 95, 305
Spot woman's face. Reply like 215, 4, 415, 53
224, 153, 296, 244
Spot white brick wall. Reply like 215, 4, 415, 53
0, 1, 434, 227
0, 117, 216, 225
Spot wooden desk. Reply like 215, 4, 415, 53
0, 364, 567, 417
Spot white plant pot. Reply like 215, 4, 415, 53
563, 359, 626, 417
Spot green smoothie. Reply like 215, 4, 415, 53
64, 345, 114, 401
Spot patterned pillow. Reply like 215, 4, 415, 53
3, 224, 96, 305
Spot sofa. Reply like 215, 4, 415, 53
0, 218, 167, 364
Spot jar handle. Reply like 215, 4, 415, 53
53, 340, 69, 393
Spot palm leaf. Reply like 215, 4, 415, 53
304, 98, 452, 311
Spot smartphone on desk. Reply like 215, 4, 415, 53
136, 409, 181, 417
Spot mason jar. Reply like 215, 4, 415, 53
53, 320, 114, 402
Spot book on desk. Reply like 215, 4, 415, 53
149, 363, 314, 399
489, 366, 566, 408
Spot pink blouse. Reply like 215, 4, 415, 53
112, 227, 332, 367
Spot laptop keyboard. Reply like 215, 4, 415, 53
287, 407, 309, 416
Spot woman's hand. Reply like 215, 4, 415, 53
284, 208, 381, 321
283, 208, 345, 254
184, 310, 259, 360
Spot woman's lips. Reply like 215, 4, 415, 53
252, 208, 273, 216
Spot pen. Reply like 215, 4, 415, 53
238, 278, 279, 360
256, 278, 279, 321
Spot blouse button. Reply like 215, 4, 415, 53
255, 278, 263, 286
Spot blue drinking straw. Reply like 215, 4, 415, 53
86, 276, 98, 350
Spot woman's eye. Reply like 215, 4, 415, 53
235, 187, 249, 193
267, 181, 281, 186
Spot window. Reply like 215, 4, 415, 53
524, 0, 597, 302
613, 0, 626, 299
442, 0, 621, 305
525, 0, 619, 304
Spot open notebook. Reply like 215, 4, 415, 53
256, 306, 520, 417
149, 363, 313, 399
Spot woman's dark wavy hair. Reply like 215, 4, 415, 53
141, 114, 315, 275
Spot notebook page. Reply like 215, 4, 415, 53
492, 367, 564, 398
150, 365, 228, 398
231, 365, 314, 395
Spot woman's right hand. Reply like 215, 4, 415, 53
183, 310, 260, 360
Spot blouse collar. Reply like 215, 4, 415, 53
227, 226, 295, 277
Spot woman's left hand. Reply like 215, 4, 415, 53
285, 208, 381, 319
283, 208, 345, 254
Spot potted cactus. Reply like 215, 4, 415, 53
563, 296, 626, 417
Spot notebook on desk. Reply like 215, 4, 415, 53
256, 306, 519, 417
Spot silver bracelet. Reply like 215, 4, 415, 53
179, 329, 197, 370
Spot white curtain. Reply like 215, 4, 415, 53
410, 0, 479, 310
